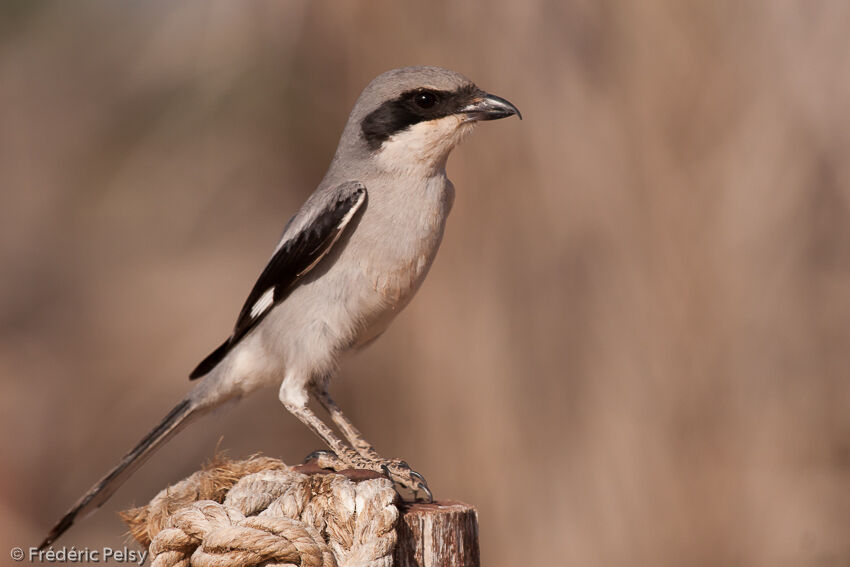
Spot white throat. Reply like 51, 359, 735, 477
373, 115, 476, 177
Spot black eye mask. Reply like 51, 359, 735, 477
360, 84, 479, 150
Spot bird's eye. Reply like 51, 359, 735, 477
414, 91, 438, 109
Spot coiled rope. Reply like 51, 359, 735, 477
121, 455, 398, 567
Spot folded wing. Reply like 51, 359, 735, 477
190, 181, 367, 379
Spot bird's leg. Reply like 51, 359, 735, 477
310, 384, 381, 460
305, 384, 433, 502
283, 401, 364, 469
290, 400, 431, 502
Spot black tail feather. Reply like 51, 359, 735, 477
39, 398, 196, 550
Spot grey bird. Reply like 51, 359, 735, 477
40, 65, 520, 549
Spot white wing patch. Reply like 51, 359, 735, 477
336, 188, 366, 231
250, 287, 275, 319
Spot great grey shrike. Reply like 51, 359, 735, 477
41, 65, 520, 549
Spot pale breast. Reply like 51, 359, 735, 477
349, 175, 454, 342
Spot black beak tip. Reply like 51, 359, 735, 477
462, 92, 522, 122
482, 93, 521, 121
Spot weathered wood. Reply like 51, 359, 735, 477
395, 501, 480, 567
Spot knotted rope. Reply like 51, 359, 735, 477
121, 455, 398, 567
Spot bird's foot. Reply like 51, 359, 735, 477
379, 459, 433, 503
303, 450, 432, 503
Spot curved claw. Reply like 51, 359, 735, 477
416, 482, 434, 503
409, 470, 426, 483
380, 464, 392, 478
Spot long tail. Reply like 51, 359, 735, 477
39, 398, 201, 550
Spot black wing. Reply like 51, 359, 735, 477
189, 182, 367, 379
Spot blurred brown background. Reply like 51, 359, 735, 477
2, 1, 849, 565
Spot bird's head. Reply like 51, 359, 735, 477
333, 66, 521, 176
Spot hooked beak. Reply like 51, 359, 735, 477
460, 91, 522, 122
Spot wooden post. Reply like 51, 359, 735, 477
395, 501, 480, 567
